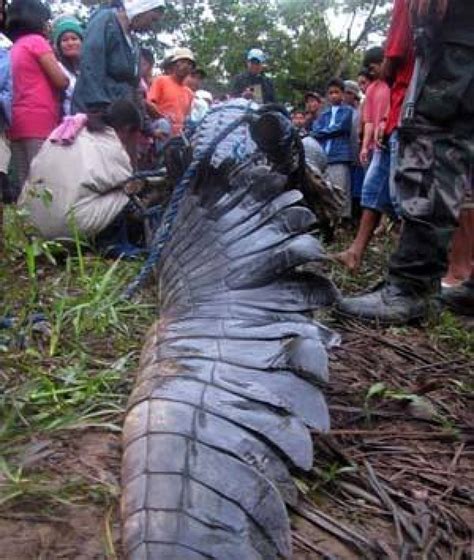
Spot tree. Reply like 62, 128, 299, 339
73, 0, 378, 102
166, 0, 363, 103
332, 0, 392, 74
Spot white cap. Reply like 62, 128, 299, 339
247, 48, 266, 63
123, 0, 165, 19
170, 47, 195, 63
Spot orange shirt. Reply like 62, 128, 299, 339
147, 75, 194, 136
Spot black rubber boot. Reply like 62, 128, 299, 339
336, 282, 431, 325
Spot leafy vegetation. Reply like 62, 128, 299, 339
0, 206, 156, 510
62, 0, 392, 102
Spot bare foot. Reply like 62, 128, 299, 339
333, 249, 362, 272
441, 275, 466, 288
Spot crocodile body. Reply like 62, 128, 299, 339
121, 105, 339, 559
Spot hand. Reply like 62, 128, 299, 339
409, 0, 449, 22
124, 179, 145, 195
146, 101, 161, 119
152, 129, 169, 142
359, 147, 369, 166
242, 87, 255, 100
375, 121, 386, 149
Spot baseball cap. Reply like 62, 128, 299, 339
170, 47, 196, 64
304, 91, 322, 102
344, 80, 361, 100
247, 48, 266, 63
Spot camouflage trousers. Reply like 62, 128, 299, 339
388, 41, 474, 293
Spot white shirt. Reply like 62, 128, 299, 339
59, 63, 77, 116
325, 105, 339, 155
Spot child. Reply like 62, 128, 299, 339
7, 0, 69, 191
312, 78, 353, 219
52, 15, 83, 116
291, 109, 308, 137
336, 47, 392, 271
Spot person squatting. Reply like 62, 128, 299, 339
0, 0, 472, 321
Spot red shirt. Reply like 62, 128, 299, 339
148, 75, 194, 136
384, 0, 416, 135
363, 79, 390, 150
10, 34, 61, 140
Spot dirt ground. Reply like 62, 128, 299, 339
1, 319, 472, 559
292, 317, 473, 559
0, 229, 473, 559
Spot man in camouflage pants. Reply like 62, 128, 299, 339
338, 0, 474, 324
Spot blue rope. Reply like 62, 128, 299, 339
122, 109, 256, 299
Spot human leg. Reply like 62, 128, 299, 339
93, 203, 144, 260
10, 139, 44, 197
336, 39, 474, 324
327, 163, 351, 219
335, 209, 380, 271
387, 122, 471, 293
335, 149, 392, 271
442, 208, 474, 287
440, 178, 474, 314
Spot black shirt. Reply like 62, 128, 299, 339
231, 71, 276, 104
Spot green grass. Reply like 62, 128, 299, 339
1, 206, 472, 524
0, 207, 156, 512
429, 310, 474, 358
0, 457, 119, 510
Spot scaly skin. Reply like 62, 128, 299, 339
121, 108, 339, 560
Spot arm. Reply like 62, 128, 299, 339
265, 77, 276, 103
230, 73, 246, 97
384, 0, 415, 86
73, 12, 119, 111
0, 50, 12, 125
382, 57, 400, 87
38, 53, 69, 90
313, 108, 352, 140
147, 78, 164, 118
360, 122, 374, 164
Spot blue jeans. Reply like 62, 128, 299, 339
360, 145, 396, 217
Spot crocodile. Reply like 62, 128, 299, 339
121, 102, 340, 559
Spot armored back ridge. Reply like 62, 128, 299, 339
121, 104, 340, 559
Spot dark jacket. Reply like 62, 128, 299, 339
72, 8, 139, 113
231, 71, 276, 104
311, 105, 353, 164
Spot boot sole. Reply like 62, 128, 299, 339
333, 306, 425, 327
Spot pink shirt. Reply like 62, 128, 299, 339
363, 79, 390, 150
10, 34, 61, 140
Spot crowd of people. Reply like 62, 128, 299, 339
0, 0, 472, 324
292, 0, 473, 324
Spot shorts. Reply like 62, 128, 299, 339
327, 163, 351, 218
360, 146, 395, 216
350, 164, 365, 198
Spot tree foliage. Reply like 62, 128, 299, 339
72, 0, 391, 103
164, 0, 368, 103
